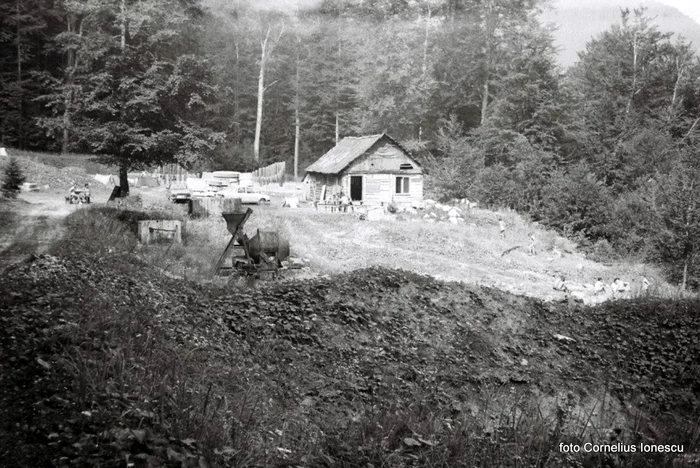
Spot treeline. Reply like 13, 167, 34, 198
2, 0, 700, 286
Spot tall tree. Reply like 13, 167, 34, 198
253, 18, 285, 163
650, 160, 700, 289
564, 8, 697, 190
37, 0, 224, 195
0, 0, 49, 148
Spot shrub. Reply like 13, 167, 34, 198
1, 157, 26, 198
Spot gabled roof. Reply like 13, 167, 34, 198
305, 133, 417, 175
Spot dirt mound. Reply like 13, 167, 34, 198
1, 250, 698, 467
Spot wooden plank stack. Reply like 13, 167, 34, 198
189, 198, 242, 217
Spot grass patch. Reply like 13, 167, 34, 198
7, 148, 116, 174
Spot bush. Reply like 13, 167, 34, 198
1, 157, 26, 198
538, 164, 612, 240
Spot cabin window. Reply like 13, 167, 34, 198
400, 163, 413, 170
395, 176, 410, 194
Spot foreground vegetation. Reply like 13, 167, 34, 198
1, 206, 698, 467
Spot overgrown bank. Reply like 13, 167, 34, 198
1, 209, 699, 467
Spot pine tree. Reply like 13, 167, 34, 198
1, 156, 26, 198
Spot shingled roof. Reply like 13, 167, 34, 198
305, 134, 414, 175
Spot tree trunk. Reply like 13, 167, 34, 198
234, 41, 240, 144
682, 258, 688, 291
335, 22, 342, 145
294, 48, 300, 179
668, 55, 685, 121
62, 91, 71, 154
118, 0, 128, 193
480, 79, 489, 125
254, 26, 271, 164
120, 0, 126, 50
16, 0, 23, 148
480, 0, 493, 126
62, 15, 79, 154
119, 163, 129, 197
626, 30, 638, 117
419, 3, 431, 142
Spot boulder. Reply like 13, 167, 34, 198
366, 208, 385, 221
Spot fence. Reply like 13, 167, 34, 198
252, 161, 286, 186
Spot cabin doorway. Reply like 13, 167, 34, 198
350, 176, 363, 201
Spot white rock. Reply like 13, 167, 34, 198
366, 208, 385, 221
553, 333, 576, 343
448, 217, 459, 224
448, 208, 460, 218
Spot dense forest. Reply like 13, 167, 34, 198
2, 0, 700, 286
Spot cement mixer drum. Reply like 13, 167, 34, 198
248, 230, 290, 264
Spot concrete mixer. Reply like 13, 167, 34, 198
214, 207, 296, 278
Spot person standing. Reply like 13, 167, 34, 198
499, 218, 506, 239
528, 233, 537, 256
339, 192, 350, 212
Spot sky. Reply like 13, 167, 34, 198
555, 0, 700, 24
657, 0, 700, 24
247, 0, 700, 24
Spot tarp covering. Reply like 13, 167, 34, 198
137, 176, 159, 187
186, 177, 208, 191
94, 174, 112, 186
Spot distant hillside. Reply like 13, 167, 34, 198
541, 0, 700, 68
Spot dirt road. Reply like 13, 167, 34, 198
0, 193, 92, 270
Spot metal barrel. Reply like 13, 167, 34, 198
248, 229, 290, 263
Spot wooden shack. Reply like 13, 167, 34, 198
303, 134, 423, 207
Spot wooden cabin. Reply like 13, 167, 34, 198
303, 134, 423, 207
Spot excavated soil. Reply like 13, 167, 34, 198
1, 200, 698, 467
1, 247, 699, 467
